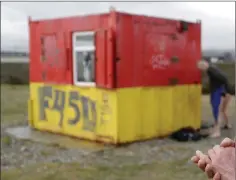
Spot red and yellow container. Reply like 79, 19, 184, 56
28, 8, 202, 144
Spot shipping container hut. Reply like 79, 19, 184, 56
28, 8, 202, 145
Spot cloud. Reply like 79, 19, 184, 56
1, 2, 235, 51
1, 5, 28, 51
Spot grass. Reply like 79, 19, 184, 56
1, 85, 29, 126
1, 135, 12, 146
1, 160, 205, 180
1, 84, 235, 180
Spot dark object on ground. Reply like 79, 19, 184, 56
170, 127, 206, 142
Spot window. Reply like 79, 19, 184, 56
72, 31, 95, 87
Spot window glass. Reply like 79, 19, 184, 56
75, 51, 95, 82
75, 35, 94, 47
72, 31, 95, 86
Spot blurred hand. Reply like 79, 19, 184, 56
208, 145, 235, 180
191, 137, 235, 180
191, 150, 217, 179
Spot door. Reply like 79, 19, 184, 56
95, 30, 107, 88
95, 29, 115, 89
40, 33, 66, 84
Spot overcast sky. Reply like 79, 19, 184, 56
1, 1, 235, 52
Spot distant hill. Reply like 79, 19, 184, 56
202, 49, 235, 62
1, 51, 29, 57
1, 49, 235, 61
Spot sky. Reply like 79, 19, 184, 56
1, 1, 235, 52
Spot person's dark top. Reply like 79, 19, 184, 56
207, 65, 234, 95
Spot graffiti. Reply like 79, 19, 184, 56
67, 91, 80, 125
53, 89, 66, 127
38, 86, 53, 121
151, 54, 170, 70
80, 96, 97, 131
38, 86, 97, 132
147, 33, 170, 70
100, 93, 112, 125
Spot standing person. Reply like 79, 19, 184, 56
197, 60, 234, 138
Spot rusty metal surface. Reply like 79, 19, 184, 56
5, 126, 113, 153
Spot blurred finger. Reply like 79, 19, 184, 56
191, 156, 200, 164
205, 164, 214, 179
220, 137, 235, 148
208, 149, 216, 159
213, 145, 220, 151
213, 172, 221, 180
203, 154, 211, 164
213, 145, 222, 155
196, 150, 206, 159
196, 150, 211, 164
198, 159, 207, 171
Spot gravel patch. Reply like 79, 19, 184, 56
1, 122, 225, 171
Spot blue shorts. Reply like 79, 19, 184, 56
210, 86, 224, 122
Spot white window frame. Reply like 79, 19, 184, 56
72, 31, 96, 87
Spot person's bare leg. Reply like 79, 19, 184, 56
223, 112, 232, 128
210, 111, 221, 138
219, 97, 225, 127
222, 94, 232, 128
210, 118, 221, 138
218, 97, 229, 129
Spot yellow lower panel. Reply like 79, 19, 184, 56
29, 83, 201, 144
29, 83, 117, 144
116, 85, 202, 143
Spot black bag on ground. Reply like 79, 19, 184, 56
170, 127, 202, 142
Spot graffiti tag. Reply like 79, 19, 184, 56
151, 54, 170, 69
100, 93, 112, 125
38, 86, 97, 132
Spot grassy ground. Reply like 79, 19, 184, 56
1, 85, 235, 180
1, 160, 204, 180
1, 85, 29, 127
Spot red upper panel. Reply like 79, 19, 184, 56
29, 13, 110, 85
29, 10, 201, 88
115, 13, 201, 88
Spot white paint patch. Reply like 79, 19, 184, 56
151, 54, 170, 69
